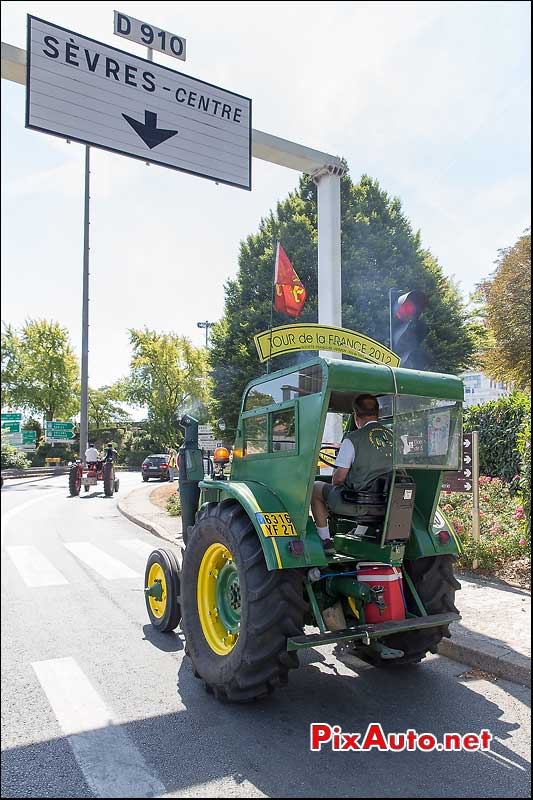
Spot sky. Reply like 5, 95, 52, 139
1, 0, 531, 390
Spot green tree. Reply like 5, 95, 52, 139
88, 383, 131, 432
478, 230, 531, 390
1, 319, 79, 421
126, 329, 210, 448
210, 173, 475, 429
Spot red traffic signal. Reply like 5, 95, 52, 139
394, 291, 428, 322
390, 289, 429, 370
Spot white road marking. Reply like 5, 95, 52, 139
32, 657, 166, 798
1, 493, 58, 547
118, 538, 155, 559
65, 542, 140, 579
6, 545, 69, 587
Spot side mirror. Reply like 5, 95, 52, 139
217, 418, 226, 432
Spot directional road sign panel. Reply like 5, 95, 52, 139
1, 413, 23, 421
442, 434, 473, 493
2, 421, 21, 433
26, 16, 252, 190
46, 430, 75, 440
46, 421, 75, 430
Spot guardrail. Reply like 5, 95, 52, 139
1, 465, 141, 479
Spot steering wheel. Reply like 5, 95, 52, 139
318, 443, 340, 469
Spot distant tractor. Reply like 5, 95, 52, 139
69, 457, 119, 497
144, 357, 463, 702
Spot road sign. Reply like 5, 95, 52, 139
45, 421, 75, 431
114, 11, 187, 61
198, 425, 214, 435
6, 431, 37, 445
27, 16, 252, 190
2, 421, 21, 433
1, 412, 22, 421
45, 430, 75, 441
199, 437, 220, 451
442, 434, 474, 493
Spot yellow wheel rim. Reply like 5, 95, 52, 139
147, 562, 167, 619
348, 597, 360, 619
197, 542, 240, 656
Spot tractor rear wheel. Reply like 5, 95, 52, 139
103, 462, 114, 497
349, 555, 460, 668
181, 500, 307, 702
69, 465, 81, 497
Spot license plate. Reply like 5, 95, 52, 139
255, 512, 297, 537
84, 477, 97, 485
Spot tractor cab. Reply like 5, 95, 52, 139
213, 357, 463, 567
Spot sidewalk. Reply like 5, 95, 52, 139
118, 482, 531, 686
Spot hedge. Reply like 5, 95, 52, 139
464, 392, 531, 482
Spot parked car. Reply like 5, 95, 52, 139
141, 454, 170, 481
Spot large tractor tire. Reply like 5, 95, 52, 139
352, 555, 460, 668
69, 465, 82, 497
103, 462, 114, 497
145, 548, 181, 632
181, 499, 307, 703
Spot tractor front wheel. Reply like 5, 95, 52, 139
103, 462, 114, 497
69, 465, 81, 497
145, 548, 181, 632
181, 500, 307, 702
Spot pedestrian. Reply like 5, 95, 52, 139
168, 448, 177, 482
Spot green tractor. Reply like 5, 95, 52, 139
144, 357, 463, 702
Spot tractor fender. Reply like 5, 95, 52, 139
405, 506, 463, 560
198, 479, 328, 571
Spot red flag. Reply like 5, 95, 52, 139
273, 243, 306, 318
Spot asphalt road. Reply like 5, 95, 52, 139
1, 474, 531, 798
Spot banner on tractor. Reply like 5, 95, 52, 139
254, 323, 401, 367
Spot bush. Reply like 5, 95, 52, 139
464, 392, 531, 482
166, 492, 181, 517
1, 435, 30, 469
441, 476, 530, 571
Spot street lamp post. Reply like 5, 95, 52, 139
197, 320, 214, 348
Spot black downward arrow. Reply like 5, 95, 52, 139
122, 110, 178, 149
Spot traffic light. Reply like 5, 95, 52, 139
389, 289, 429, 369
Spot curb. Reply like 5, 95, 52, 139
438, 631, 531, 687
117, 494, 182, 545
117, 490, 531, 688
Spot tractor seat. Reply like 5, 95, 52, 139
331, 474, 391, 524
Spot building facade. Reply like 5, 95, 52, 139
460, 370, 512, 407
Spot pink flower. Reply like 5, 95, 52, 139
514, 507, 524, 520
479, 510, 485, 517
453, 521, 464, 533
443, 504, 453, 512
519, 538, 526, 546
491, 522, 502, 534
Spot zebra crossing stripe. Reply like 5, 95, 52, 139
65, 542, 140, 579
118, 539, 155, 559
6, 545, 69, 587
32, 657, 166, 798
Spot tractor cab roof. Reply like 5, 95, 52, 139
243, 356, 464, 411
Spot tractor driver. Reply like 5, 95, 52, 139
84, 442, 99, 466
311, 394, 393, 555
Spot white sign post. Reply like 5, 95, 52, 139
26, 16, 252, 190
